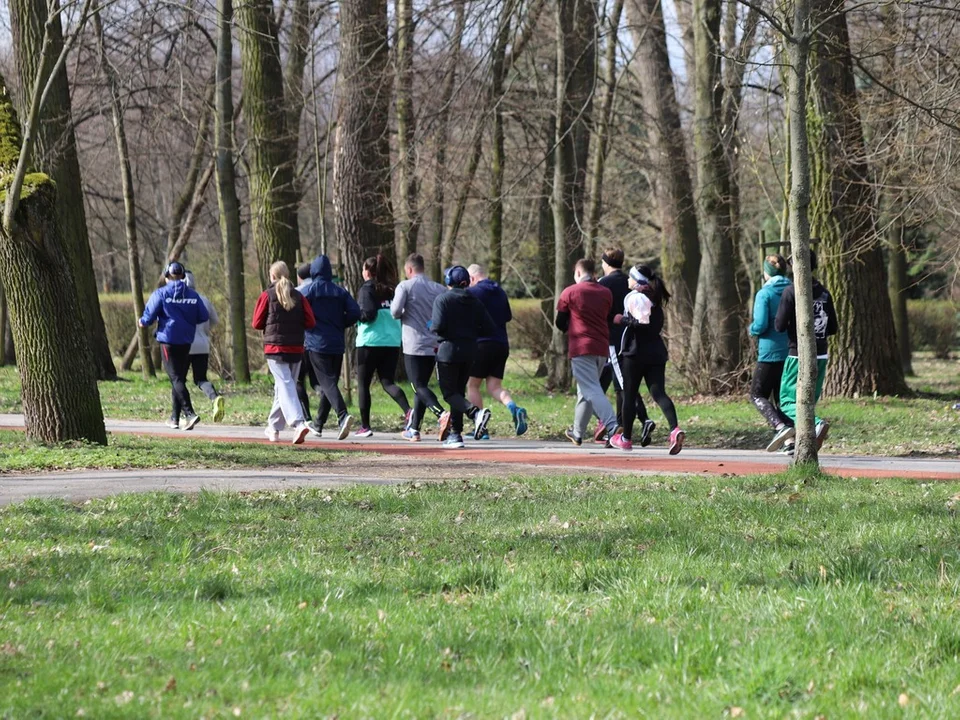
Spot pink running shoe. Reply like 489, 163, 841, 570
609, 432, 633, 452
354, 427, 373, 438
668, 427, 685, 455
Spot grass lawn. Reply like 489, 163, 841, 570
2, 353, 958, 457
3, 470, 960, 717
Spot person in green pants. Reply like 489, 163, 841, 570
769, 249, 838, 453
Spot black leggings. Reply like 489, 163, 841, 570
161, 343, 194, 419
357, 346, 410, 428
620, 359, 678, 440
189, 354, 219, 401
404, 354, 444, 431
750, 360, 791, 430
437, 360, 479, 434
297, 356, 319, 421
308, 351, 348, 428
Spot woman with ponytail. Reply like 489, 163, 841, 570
252, 261, 317, 444
353, 254, 411, 437
609, 264, 685, 454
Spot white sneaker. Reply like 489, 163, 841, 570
337, 415, 354, 440
264, 428, 280, 443
292, 424, 309, 445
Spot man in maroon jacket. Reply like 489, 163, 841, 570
556, 258, 619, 446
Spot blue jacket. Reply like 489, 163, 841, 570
140, 280, 209, 346
749, 275, 791, 362
467, 278, 511, 346
301, 255, 361, 355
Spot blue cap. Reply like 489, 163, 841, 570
444, 265, 470, 288
165, 261, 186, 279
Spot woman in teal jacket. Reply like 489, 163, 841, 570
749, 254, 793, 449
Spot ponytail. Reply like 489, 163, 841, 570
364, 253, 398, 301
270, 261, 296, 311
634, 264, 671, 306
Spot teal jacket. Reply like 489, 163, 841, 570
749, 275, 791, 362
357, 279, 402, 348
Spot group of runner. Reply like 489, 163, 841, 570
138, 245, 835, 454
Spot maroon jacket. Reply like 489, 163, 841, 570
556, 279, 612, 358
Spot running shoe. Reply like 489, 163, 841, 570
766, 424, 796, 453
815, 420, 830, 450
593, 422, 607, 444
442, 433, 465, 449
292, 424, 310, 445
782, 440, 796, 457
307, 421, 322, 437
354, 427, 373, 438
475, 431, 490, 440
337, 415, 354, 440
639, 419, 656, 448
404, 408, 413, 428
264, 427, 280, 443
564, 428, 582, 447
166, 417, 180, 430
473, 408, 492, 441
668, 427, 685, 455
437, 411, 452, 442
609, 432, 633, 451
182, 413, 200, 431
513, 407, 528, 436
213, 395, 225, 423
402, 428, 421, 442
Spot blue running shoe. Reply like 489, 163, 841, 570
514, 407, 528, 436
443, 433, 465, 449
402, 428, 421, 442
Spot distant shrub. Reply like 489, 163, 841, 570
99, 294, 138, 357
508, 299, 552, 357
908, 300, 958, 359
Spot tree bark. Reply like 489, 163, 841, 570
334, 0, 394, 295
886, 217, 913, 376
0, 282, 8, 365
488, 3, 512, 282
9, 0, 116, 379
686, 0, 741, 390
94, 10, 154, 379
807, 0, 908, 396
216, 0, 251, 383
395, 0, 419, 261
0, 70, 106, 444
629, 0, 700, 360
237, 0, 301, 281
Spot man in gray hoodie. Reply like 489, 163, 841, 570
390, 253, 448, 441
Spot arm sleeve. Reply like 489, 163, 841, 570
206, 299, 219, 328
390, 283, 406, 319
774, 288, 792, 333
251, 292, 269, 330
195, 296, 210, 325
555, 310, 570, 333
302, 296, 317, 330
477, 301, 497, 337
505, 297, 513, 324
140, 290, 161, 327
343, 292, 362, 328
748, 291, 767, 337
431, 295, 446, 336
358, 284, 379, 323
826, 295, 839, 336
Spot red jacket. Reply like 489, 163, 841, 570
556, 279, 612, 358
252, 289, 316, 355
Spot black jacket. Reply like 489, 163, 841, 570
358, 279, 394, 322
774, 279, 838, 356
599, 270, 629, 346
431, 288, 497, 363
618, 304, 668, 365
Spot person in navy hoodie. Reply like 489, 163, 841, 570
140, 261, 210, 430
301, 255, 362, 440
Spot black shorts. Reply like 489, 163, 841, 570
470, 342, 509, 380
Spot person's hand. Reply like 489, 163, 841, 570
138, 320, 145, 328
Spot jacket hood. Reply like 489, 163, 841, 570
167, 278, 188, 299
184, 271, 197, 290
310, 255, 333, 281
766, 275, 790, 288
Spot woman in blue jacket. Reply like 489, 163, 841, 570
748, 255, 793, 450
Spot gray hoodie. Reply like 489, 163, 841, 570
390, 272, 446, 356
184, 272, 218, 355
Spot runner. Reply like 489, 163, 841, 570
608, 265, 685, 454
294, 262, 321, 434
183, 271, 225, 424
555, 258, 619, 447
355, 254, 411, 438
252, 261, 316, 444
139, 261, 209, 431
301, 255, 360, 440
390, 253, 448, 441
748, 255, 793, 452
431, 266, 496, 449
772, 248, 838, 452
465, 263, 528, 438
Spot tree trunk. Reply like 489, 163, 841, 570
395, 0, 419, 261
785, 0, 819, 466
584, 0, 623, 261
549, 0, 596, 389
216, 0, 251, 383
807, 0, 908, 396
9, 0, 116, 379
629, 0, 700, 360
537, 111, 557, 374
95, 10, 154, 379
488, 4, 512, 282
886, 217, 913, 376
0, 282, 8, 365
686, 0, 741, 390
0, 71, 106, 445
334, 0, 394, 295
237, 0, 301, 281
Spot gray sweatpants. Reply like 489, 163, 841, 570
571, 354, 618, 439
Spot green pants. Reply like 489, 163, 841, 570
779, 356, 827, 425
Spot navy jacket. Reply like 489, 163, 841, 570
466, 279, 511, 346
301, 255, 361, 355
140, 280, 209, 346
598, 270, 629, 346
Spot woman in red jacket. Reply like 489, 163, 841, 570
252, 261, 317, 444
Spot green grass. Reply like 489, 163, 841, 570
0, 430, 340, 473
3, 472, 960, 716
0, 353, 958, 457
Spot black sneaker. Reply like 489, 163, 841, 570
182, 413, 200, 431
782, 440, 795, 457
766, 425, 796, 452
815, 420, 830, 450
639, 420, 656, 447
564, 428, 582, 447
